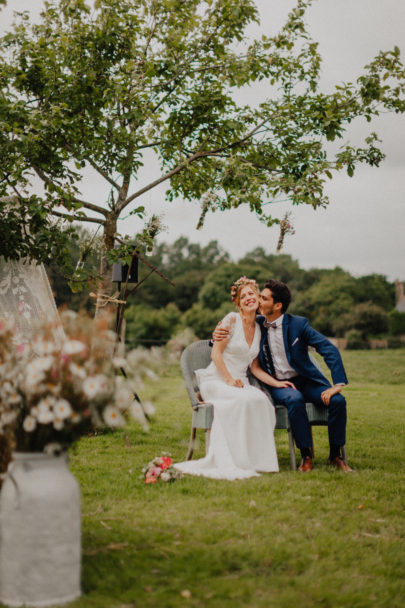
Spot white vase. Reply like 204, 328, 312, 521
0, 452, 81, 607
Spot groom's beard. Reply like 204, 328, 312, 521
259, 304, 275, 318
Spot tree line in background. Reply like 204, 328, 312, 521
48, 233, 405, 349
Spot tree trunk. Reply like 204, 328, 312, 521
95, 213, 117, 318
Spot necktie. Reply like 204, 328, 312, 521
262, 338, 276, 377
263, 320, 278, 329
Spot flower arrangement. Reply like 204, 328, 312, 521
230, 276, 259, 301
143, 454, 182, 484
0, 311, 150, 453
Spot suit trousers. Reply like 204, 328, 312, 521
268, 375, 347, 450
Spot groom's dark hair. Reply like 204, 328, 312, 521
264, 279, 291, 313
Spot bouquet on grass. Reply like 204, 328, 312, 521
0, 310, 150, 454
143, 454, 182, 484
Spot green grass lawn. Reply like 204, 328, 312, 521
6, 350, 405, 608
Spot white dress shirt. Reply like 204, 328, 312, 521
267, 314, 297, 380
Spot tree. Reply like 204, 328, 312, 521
125, 302, 181, 348
147, 237, 229, 276
183, 301, 232, 339
130, 236, 229, 309
238, 249, 303, 285
291, 268, 357, 334
198, 262, 270, 309
333, 302, 389, 338
1, 0, 405, 304
353, 274, 395, 311
388, 311, 405, 336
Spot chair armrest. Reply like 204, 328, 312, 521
193, 400, 214, 409
191, 401, 214, 429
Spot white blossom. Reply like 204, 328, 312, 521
25, 361, 47, 392
71, 412, 81, 424
53, 418, 64, 430
129, 402, 149, 429
61, 340, 86, 356
60, 310, 77, 321
37, 398, 56, 424
34, 340, 57, 356
69, 362, 86, 379
1, 411, 17, 425
23, 415, 37, 432
112, 357, 127, 369
8, 392, 22, 405
36, 356, 54, 371
54, 399, 72, 420
144, 369, 158, 380
142, 400, 156, 416
83, 374, 109, 399
44, 442, 63, 455
103, 405, 125, 427
114, 387, 133, 411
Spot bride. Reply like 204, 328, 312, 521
175, 277, 296, 480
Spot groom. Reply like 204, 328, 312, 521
215, 279, 353, 473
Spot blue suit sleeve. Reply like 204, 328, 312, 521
301, 320, 348, 385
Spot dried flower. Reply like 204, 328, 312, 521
276, 211, 295, 253
0, 311, 151, 453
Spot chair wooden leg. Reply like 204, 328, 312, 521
205, 429, 211, 455
288, 429, 296, 470
187, 427, 197, 460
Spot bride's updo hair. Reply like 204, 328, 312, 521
231, 276, 259, 307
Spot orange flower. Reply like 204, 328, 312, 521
145, 476, 158, 484
160, 457, 173, 470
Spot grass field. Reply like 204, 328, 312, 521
3, 349, 405, 608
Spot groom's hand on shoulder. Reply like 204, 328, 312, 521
213, 321, 230, 342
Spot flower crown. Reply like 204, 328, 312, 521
230, 276, 259, 302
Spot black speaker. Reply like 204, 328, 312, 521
112, 256, 138, 283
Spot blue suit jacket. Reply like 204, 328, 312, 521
257, 314, 348, 387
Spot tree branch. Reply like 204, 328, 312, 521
85, 156, 121, 191
50, 209, 105, 225
123, 151, 205, 207
238, 158, 282, 173
33, 166, 109, 217
143, 3, 158, 58
136, 140, 162, 150
122, 116, 275, 208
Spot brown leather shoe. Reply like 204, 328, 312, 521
298, 456, 313, 472
328, 456, 354, 473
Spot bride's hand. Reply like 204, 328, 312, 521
275, 380, 296, 389
226, 377, 244, 388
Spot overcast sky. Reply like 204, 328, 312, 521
1, 0, 404, 281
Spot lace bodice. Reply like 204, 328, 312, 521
197, 312, 260, 385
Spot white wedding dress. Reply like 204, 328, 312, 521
175, 312, 279, 480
